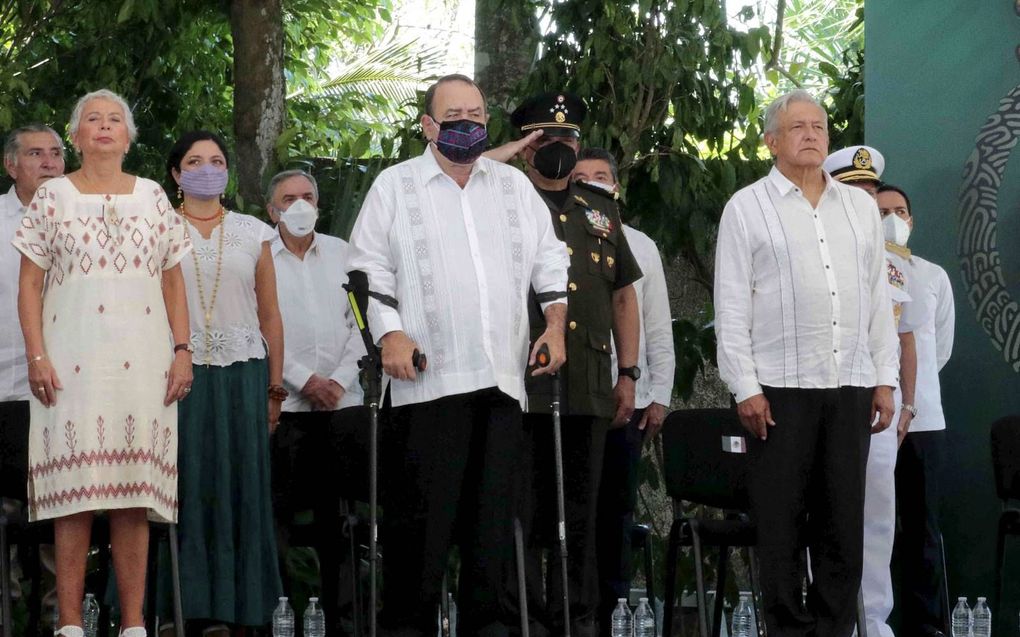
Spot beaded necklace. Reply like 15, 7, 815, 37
182, 203, 226, 366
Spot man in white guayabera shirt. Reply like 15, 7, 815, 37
713, 89, 898, 637
1, 124, 64, 618
347, 74, 569, 637
266, 168, 365, 637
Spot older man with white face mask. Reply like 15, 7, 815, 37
266, 169, 365, 636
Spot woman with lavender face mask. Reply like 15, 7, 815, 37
165, 130, 285, 635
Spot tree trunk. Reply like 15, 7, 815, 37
474, 0, 540, 109
230, 0, 285, 208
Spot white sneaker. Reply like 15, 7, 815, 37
54, 627, 84, 637
120, 627, 147, 637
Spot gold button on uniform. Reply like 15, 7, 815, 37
569, 282, 577, 291
567, 247, 573, 256
569, 321, 577, 330
559, 214, 567, 222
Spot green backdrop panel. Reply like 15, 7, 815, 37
866, 0, 1020, 626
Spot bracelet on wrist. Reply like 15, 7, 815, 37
27, 353, 47, 364
267, 384, 289, 402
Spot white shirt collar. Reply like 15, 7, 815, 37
767, 165, 837, 200
271, 228, 319, 257
418, 146, 489, 184
3, 185, 25, 216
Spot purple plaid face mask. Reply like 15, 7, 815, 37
430, 117, 488, 164
179, 163, 228, 200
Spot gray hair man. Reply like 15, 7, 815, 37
265, 168, 364, 636
1, 123, 65, 500
714, 90, 898, 636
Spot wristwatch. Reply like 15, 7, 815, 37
174, 343, 194, 354
618, 366, 641, 381
902, 403, 918, 418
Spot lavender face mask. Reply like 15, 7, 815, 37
180, 163, 228, 200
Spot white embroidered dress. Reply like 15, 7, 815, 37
13, 176, 191, 522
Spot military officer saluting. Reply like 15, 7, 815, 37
511, 91, 643, 637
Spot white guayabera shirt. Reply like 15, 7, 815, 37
347, 148, 569, 409
714, 166, 899, 402
270, 231, 365, 412
0, 186, 29, 402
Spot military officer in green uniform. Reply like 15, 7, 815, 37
510, 92, 643, 637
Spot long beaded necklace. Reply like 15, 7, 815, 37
182, 203, 226, 366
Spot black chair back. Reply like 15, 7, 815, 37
991, 415, 1020, 501
661, 408, 751, 510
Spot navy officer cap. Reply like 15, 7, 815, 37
510, 91, 587, 138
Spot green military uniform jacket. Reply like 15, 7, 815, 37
525, 181, 643, 418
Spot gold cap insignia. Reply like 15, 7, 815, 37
555, 112, 566, 123
852, 147, 873, 170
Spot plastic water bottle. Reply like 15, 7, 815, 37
731, 592, 753, 637
611, 598, 633, 637
951, 597, 972, 637
973, 597, 991, 637
304, 596, 326, 637
272, 597, 295, 637
82, 593, 100, 637
635, 597, 655, 637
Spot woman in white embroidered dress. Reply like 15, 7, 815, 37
165, 130, 285, 634
15, 89, 192, 637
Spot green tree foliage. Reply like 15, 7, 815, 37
0, 0, 403, 199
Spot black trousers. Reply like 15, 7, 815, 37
380, 388, 525, 636
523, 413, 610, 637
0, 400, 29, 501
595, 409, 645, 636
749, 386, 873, 637
271, 407, 364, 636
893, 429, 948, 636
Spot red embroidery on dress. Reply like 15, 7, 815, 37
64, 420, 76, 453
150, 418, 159, 452
124, 415, 136, 447
79, 253, 92, 274
133, 255, 142, 269
31, 482, 178, 515
74, 365, 80, 373
113, 252, 127, 273
162, 427, 172, 459
145, 306, 151, 314
131, 229, 144, 247
43, 427, 50, 460
97, 416, 105, 448
98, 305, 104, 313
123, 361, 130, 370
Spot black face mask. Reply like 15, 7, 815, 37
531, 141, 577, 180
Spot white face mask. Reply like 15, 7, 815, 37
278, 199, 318, 237
882, 213, 911, 246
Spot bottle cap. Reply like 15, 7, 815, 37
639, 597, 648, 602
618, 598, 627, 603
977, 596, 987, 601
958, 596, 967, 601
310, 597, 319, 602
280, 596, 288, 601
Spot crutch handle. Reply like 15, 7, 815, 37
412, 349, 427, 372
536, 343, 551, 368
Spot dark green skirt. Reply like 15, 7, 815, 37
176, 358, 282, 626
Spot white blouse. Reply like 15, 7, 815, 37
180, 211, 274, 366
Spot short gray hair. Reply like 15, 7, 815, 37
763, 89, 823, 135
266, 169, 319, 204
68, 89, 138, 143
3, 124, 63, 166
